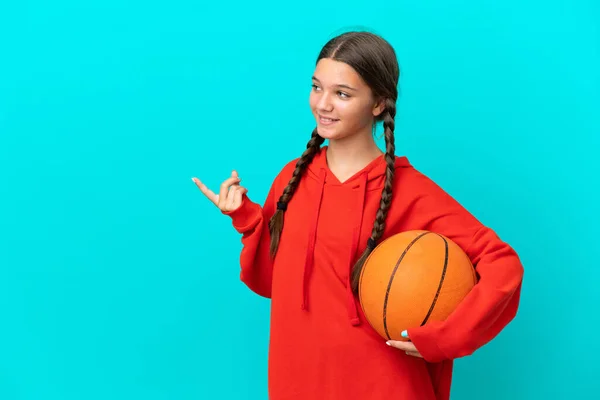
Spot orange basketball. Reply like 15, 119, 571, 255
358, 230, 477, 341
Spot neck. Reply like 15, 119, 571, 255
325, 133, 384, 181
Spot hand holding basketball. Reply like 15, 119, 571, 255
192, 170, 248, 212
386, 331, 423, 358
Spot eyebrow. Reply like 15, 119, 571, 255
312, 76, 358, 91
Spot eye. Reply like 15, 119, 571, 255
338, 91, 350, 99
311, 84, 321, 91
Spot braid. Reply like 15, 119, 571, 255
269, 129, 325, 257
351, 98, 397, 294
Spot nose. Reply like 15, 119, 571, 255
316, 92, 334, 113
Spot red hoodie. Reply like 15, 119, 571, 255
223, 146, 524, 400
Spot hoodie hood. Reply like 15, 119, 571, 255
306, 145, 411, 187
300, 146, 411, 326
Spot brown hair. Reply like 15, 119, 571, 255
269, 31, 400, 295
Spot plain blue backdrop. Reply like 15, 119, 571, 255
1, 0, 599, 399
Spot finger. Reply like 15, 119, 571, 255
218, 175, 242, 208
232, 186, 248, 209
230, 170, 241, 191
405, 351, 423, 358
225, 185, 240, 210
386, 340, 416, 352
229, 186, 248, 209
192, 177, 219, 205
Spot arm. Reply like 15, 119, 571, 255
406, 175, 525, 363
222, 180, 277, 299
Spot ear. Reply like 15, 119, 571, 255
372, 98, 386, 117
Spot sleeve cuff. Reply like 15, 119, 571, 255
222, 196, 263, 233
408, 322, 451, 363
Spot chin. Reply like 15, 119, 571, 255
317, 126, 361, 143
316, 129, 341, 141
315, 123, 343, 140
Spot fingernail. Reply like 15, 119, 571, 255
386, 341, 391, 346
401, 330, 408, 338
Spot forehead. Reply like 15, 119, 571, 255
312, 58, 366, 88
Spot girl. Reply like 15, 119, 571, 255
193, 31, 524, 400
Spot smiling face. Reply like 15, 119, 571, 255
309, 58, 385, 141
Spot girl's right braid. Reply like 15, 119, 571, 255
269, 129, 325, 257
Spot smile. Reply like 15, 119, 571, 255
319, 116, 339, 125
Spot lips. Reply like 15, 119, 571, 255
319, 115, 339, 125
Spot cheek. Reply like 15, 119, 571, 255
338, 100, 371, 123
335, 99, 354, 115
308, 92, 318, 111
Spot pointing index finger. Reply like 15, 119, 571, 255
192, 177, 219, 205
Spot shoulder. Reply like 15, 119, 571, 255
392, 157, 440, 193
388, 159, 485, 240
274, 158, 299, 183
281, 158, 300, 177
392, 158, 468, 209
264, 157, 299, 195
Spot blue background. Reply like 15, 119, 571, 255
1, 0, 598, 399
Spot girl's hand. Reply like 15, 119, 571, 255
386, 331, 423, 358
192, 170, 248, 212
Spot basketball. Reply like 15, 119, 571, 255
358, 230, 477, 341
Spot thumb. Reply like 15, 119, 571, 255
231, 170, 239, 179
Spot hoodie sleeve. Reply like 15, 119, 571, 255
405, 174, 524, 363
222, 179, 278, 299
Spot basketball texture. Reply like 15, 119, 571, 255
358, 230, 477, 341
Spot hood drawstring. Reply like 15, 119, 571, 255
301, 168, 326, 311
346, 171, 368, 326
297, 147, 408, 325
300, 168, 368, 327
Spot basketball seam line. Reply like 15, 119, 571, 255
382, 231, 431, 340
420, 234, 449, 326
